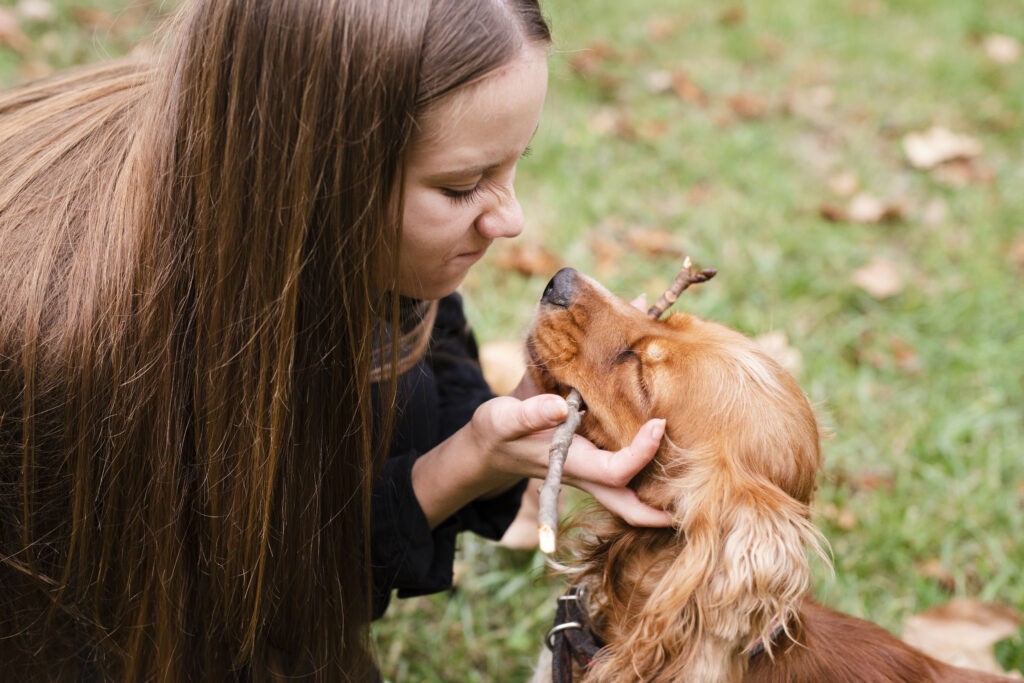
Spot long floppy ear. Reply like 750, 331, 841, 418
587, 447, 827, 683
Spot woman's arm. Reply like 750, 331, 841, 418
410, 390, 671, 529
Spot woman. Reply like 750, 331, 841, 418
0, 0, 669, 679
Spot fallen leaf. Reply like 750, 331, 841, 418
921, 197, 949, 227
1010, 235, 1024, 275
902, 599, 1023, 675
916, 559, 955, 591
888, 335, 922, 373
982, 33, 1021, 65
819, 503, 858, 530
646, 69, 675, 94
902, 126, 982, 170
851, 257, 904, 299
587, 106, 637, 141
71, 7, 114, 29
646, 15, 684, 42
0, 6, 31, 54
717, 5, 745, 25
17, 0, 54, 22
828, 171, 860, 198
20, 59, 52, 80
479, 340, 526, 396
847, 192, 904, 224
567, 41, 615, 79
671, 68, 707, 105
589, 234, 625, 278
727, 93, 770, 120
492, 242, 561, 278
625, 227, 684, 258
928, 157, 993, 188
754, 330, 803, 376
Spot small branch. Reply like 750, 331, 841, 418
537, 257, 716, 553
538, 388, 583, 554
647, 256, 717, 320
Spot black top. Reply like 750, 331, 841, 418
370, 294, 526, 618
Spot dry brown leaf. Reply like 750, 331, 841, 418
17, 0, 54, 22
851, 257, 904, 299
717, 5, 745, 25
493, 242, 561, 278
567, 41, 615, 79
983, 33, 1022, 65
587, 106, 629, 139
479, 340, 526, 396
754, 330, 803, 376
71, 6, 114, 29
902, 599, 1023, 676
819, 203, 848, 222
828, 171, 860, 198
819, 503, 858, 530
589, 234, 626, 278
929, 158, 993, 188
0, 6, 30, 54
625, 227, 683, 258
916, 559, 956, 593
672, 68, 707, 106
847, 192, 905, 224
727, 93, 770, 120
20, 59, 52, 80
646, 15, 684, 42
1010, 235, 1024, 275
903, 126, 982, 170
888, 335, 922, 373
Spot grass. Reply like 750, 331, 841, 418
3, 0, 1022, 680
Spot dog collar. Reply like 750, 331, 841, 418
546, 586, 603, 683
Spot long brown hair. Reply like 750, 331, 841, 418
0, 0, 550, 679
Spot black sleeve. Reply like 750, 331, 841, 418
370, 294, 527, 619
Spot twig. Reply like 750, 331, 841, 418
647, 256, 717, 320
537, 388, 583, 554
537, 257, 716, 553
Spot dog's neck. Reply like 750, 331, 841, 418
570, 525, 762, 682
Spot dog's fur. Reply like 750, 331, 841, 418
527, 268, 1007, 683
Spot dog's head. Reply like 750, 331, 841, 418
527, 268, 826, 681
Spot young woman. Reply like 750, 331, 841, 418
0, 0, 669, 679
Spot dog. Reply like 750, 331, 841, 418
526, 267, 1008, 682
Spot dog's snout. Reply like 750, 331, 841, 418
541, 268, 577, 308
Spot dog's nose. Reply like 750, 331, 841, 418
541, 267, 577, 308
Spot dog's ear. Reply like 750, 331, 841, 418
588, 446, 827, 682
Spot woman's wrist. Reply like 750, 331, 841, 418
410, 423, 518, 529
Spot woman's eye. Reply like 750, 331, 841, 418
441, 184, 484, 206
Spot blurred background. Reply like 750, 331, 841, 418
2, 0, 1021, 679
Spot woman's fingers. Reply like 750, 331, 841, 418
565, 418, 665, 487
562, 418, 672, 527
576, 481, 673, 527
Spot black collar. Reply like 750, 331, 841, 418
547, 586, 792, 681
547, 586, 603, 683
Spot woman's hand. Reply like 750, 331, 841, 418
466, 394, 672, 527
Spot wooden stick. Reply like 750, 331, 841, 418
647, 256, 717, 320
537, 257, 715, 553
537, 388, 583, 554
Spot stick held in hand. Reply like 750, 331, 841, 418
537, 388, 583, 554
537, 257, 716, 553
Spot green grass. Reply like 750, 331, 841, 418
3, 1, 1022, 680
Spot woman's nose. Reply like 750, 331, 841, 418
475, 191, 524, 240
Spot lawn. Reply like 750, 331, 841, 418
2, 1, 1022, 680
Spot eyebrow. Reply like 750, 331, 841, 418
424, 126, 540, 183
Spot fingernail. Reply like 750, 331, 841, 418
648, 418, 666, 441
543, 398, 568, 421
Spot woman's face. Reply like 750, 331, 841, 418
399, 45, 549, 300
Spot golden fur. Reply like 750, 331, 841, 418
527, 268, 1007, 683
